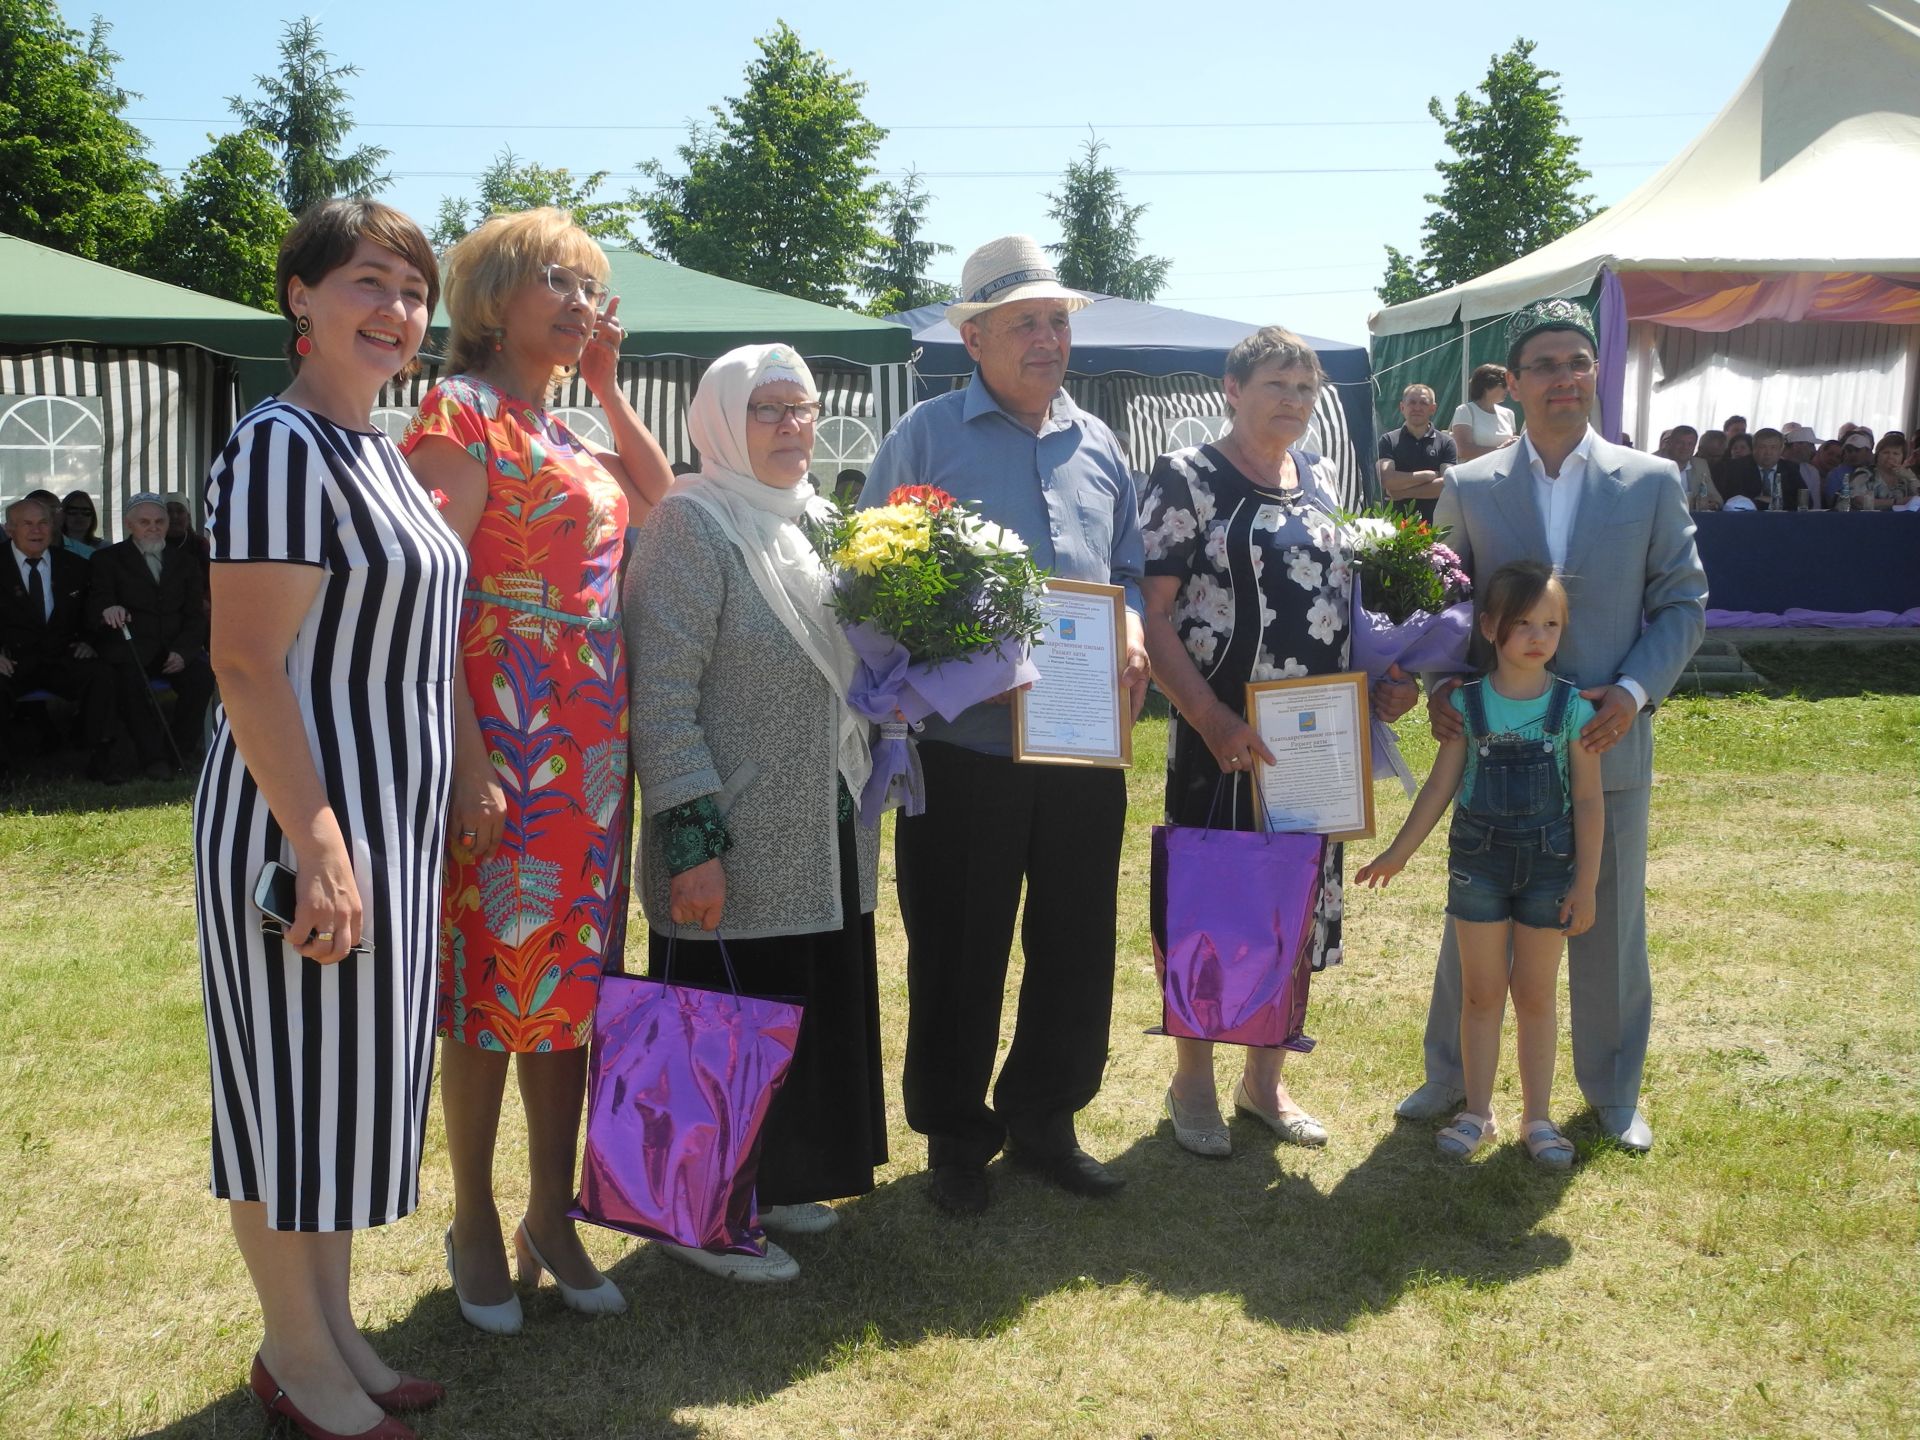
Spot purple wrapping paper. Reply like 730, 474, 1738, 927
1348, 571, 1476, 795
843, 622, 1041, 827
1153, 825, 1325, 1049
570, 969, 803, 1255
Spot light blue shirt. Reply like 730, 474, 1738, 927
860, 374, 1146, 755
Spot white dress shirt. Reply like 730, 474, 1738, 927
1516, 429, 1650, 712
11, 543, 53, 622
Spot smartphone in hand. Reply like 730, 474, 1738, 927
253, 861, 373, 953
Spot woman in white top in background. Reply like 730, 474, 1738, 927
1450, 363, 1518, 462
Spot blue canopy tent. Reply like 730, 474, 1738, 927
890, 294, 1376, 508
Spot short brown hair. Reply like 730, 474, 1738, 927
1468, 363, 1508, 402
1476, 559, 1567, 655
276, 199, 439, 376
442, 208, 608, 381
1224, 326, 1324, 391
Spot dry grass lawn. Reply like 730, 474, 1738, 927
1, 648, 1914, 1439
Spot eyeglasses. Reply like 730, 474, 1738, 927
747, 401, 821, 426
542, 263, 611, 307
1516, 355, 1596, 380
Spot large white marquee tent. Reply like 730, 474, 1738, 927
1368, 0, 1920, 444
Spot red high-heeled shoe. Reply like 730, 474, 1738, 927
364, 1374, 446, 1413
249, 1354, 416, 1440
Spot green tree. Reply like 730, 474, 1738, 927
144, 131, 292, 309
432, 148, 640, 249
0, 3, 162, 266
634, 22, 887, 306
229, 17, 389, 216
1376, 38, 1596, 304
1045, 135, 1170, 302
859, 168, 954, 317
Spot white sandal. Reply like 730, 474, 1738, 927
1436, 1110, 1497, 1159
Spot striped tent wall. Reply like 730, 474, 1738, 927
2, 345, 233, 539
377, 359, 909, 473
925, 371, 1367, 512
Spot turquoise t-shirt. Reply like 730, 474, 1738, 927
1449, 678, 1596, 810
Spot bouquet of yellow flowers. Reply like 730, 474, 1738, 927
809, 485, 1047, 822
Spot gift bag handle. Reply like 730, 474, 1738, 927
659, 929, 744, 1000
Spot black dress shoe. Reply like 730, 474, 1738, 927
1005, 1145, 1125, 1198
927, 1164, 989, 1216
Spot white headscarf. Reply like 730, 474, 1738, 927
671, 344, 871, 799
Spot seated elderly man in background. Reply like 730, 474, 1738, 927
1716, 427, 1808, 511
1, 494, 120, 784
92, 491, 214, 777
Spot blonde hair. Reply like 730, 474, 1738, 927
441, 207, 610, 384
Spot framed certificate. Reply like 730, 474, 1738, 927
1013, 579, 1131, 768
1244, 672, 1374, 840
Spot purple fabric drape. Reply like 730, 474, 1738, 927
1706, 607, 1920, 629
1597, 267, 1629, 444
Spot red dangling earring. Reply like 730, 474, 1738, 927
294, 314, 312, 357
490, 327, 505, 353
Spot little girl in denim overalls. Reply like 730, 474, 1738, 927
1357, 560, 1604, 1168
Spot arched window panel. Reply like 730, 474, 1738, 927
0, 394, 105, 512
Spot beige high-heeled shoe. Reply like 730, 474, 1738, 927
514, 1219, 628, 1316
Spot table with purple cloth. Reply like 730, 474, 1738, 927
1691, 512, 1920, 615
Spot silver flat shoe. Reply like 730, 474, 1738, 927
1395, 1079, 1468, 1121
761, 1202, 840, 1235
1233, 1078, 1329, 1147
656, 1238, 799, 1284
1164, 1086, 1231, 1158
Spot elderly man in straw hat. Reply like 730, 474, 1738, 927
91, 491, 214, 776
859, 234, 1149, 1216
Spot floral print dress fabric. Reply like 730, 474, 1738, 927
401, 376, 631, 1052
1140, 442, 1352, 970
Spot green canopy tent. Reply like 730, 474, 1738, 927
362, 249, 915, 477
1, 232, 284, 539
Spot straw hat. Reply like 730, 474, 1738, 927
944, 235, 1090, 328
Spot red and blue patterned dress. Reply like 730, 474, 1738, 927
402, 376, 631, 1052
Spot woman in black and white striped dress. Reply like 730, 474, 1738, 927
193, 201, 464, 1440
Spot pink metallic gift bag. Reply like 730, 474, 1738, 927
570, 942, 803, 1255
1151, 824, 1324, 1050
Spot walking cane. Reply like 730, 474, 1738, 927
119, 623, 187, 773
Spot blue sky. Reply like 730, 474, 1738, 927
79, 0, 1790, 344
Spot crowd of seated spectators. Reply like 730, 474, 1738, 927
1656, 414, 1918, 513
1, 490, 212, 787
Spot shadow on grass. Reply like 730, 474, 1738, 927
134, 1117, 1573, 1439
1741, 641, 1920, 698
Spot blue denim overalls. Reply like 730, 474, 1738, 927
1445, 677, 1578, 929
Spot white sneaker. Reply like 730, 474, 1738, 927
655, 1238, 800, 1284
761, 1202, 840, 1235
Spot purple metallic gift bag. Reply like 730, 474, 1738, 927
1151, 824, 1325, 1049
569, 942, 803, 1255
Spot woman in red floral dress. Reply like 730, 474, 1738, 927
403, 208, 671, 1332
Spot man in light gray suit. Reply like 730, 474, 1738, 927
1397, 299, 1707, 1152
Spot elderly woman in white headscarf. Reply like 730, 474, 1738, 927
623, 343, 883, 1285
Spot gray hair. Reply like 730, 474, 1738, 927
1224, 326, 1325, 390
4, 495, 54, 524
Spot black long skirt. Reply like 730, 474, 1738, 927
646, 814, 888, 1205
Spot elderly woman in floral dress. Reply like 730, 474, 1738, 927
1139, 326, 1417, 1159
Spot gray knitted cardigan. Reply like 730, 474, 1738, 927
623, 494, 878, 942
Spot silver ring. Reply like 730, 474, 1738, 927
459, 828, 477, 839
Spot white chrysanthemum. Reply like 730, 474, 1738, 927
1342, 516, 1397, 550
953, 514, 1028, 557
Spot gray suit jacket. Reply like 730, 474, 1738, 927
1433, 431, 1707, 792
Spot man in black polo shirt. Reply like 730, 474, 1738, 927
1376, 383, 1457, 522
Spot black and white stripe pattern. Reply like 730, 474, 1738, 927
192, 399, 466, 1232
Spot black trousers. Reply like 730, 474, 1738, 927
106, 648, 214, 764
897, 740, 1127, 1169
0, 654, 116, 751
